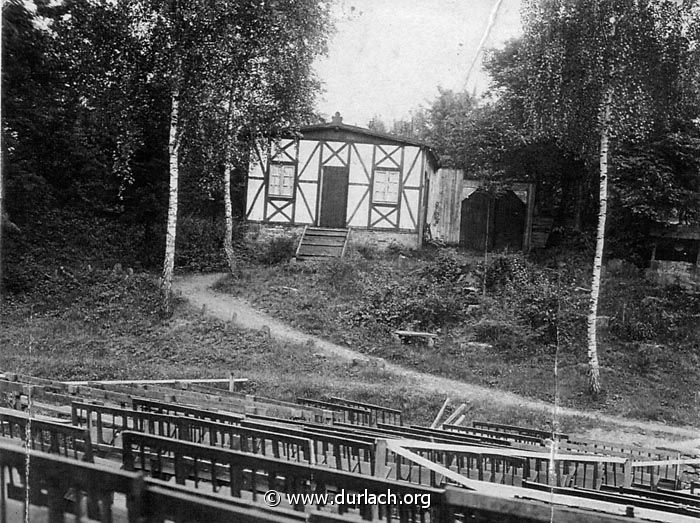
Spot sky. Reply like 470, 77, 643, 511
314, 0, 523, 126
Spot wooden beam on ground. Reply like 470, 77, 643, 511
62, 378, 250, 387
633, 458, 700, 468
389, 438, 628, 463
442, 403, 467, 426
430, 397, 450, 429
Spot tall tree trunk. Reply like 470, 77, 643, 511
161, 87, 180, 316
223, 156, 236, 275
222, 84, 238, 276
586, 89, 612, 395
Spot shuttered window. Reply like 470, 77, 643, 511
373, 169, 400, 204
269, 163, 295, 198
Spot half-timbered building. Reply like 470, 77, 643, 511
245, 113, 439, 249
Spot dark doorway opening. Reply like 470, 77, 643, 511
460, 189, 526, 251
319, 166, 349, 228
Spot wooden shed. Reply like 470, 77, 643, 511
245, 113, 438, 250
646, 225, 700, 289
426, 169, 535, 252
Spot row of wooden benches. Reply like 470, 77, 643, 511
1, 372, 686, 469
0, 374, 403, 428
0, 395, 688, 492
2, 440, 683, 523
120, 430, 700, 521
0, 418, 688, 513
2, 374, 698, 521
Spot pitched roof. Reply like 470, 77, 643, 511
290, 112, 439, 169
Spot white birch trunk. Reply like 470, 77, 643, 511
223, 158, 236, 275
222, 86, 240, 277
161, 87, 180, 316
586, 89, 612, 395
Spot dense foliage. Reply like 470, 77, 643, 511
383, 1, 700, 259
1, 0, 331, 291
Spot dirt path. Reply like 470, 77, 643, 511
174, 273, 700, 450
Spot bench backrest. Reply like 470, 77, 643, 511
0, 442, 311, 523
0, 406, 93, 462
121, 431, 440, 521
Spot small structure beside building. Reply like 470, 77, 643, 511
245, 113, 537, 254
646, 225, 700, 290
425, 168, 536, 252
245, 113, 438, 250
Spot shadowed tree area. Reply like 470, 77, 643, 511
1, 0, 331, 309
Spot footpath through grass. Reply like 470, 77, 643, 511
214, 247, 700, 427
1, 264, 590, 431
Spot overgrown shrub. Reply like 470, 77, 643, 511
479, 253, 530, 290
355, 278, 468, 331
476, 254, 588, 350
605, 278, 700, 343
175, 214, 227, 271
421, 249, 473, 284
633, 343, 664, 375
354, 243, 379, 260
252, 236, 298, 265
318, 258, 362, 294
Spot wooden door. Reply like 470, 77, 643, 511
460, 190, 493, 251
493, 191, 525, 251
319, 166, 349, 228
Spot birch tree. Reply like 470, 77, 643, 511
196, 0, 330, 275
520, 0, 697, 393
54, 1, 330, 311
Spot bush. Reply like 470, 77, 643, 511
606, 278, 699, 343
355, 278, 467, 331
175, 215, 227, 271
479, 253, 530, 290
633, 343, 664, 375
318, 258, 362, 294
354, 244, 379, 260
421, 249, 473, 284
477, 254, 588, 350
252, 235, 298, 266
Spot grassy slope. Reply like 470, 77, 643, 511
1, 265, 589, 431
2, 208, 698, 433
214, 251, 700, 427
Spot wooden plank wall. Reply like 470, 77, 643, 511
426, 168, 462, 244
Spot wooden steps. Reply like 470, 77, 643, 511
295, 226, 350, 259
531, 217, 554, 249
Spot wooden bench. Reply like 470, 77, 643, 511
470, 420, 569, 441
75, 402, 375, 474
0, 406, 93, 463
131, 397, 246, 425
328, 396, 403, 426
121, 431, 441, 520
522, 480, 700, 518
296, 397, 371, 425
0, 441, 310, 523
393, 330, 439, 347
73, 402, 313, 464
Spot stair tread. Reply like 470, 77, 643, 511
297, 253, 341, 258
298, 247, 344, 254
296, 227, 350, 260
304, 232, 348, 238
302, 240, 346, 247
